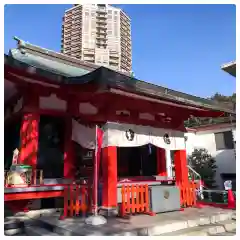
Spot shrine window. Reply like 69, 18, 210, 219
215, 131, 234, 150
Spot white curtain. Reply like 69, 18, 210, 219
102, 122, 185, 150
71, 119, 95, 149
71, 120, 185, 150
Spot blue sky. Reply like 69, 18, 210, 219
4, 4, 236, 98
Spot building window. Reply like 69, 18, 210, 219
215, 131, 234, 150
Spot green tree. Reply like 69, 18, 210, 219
188, 148, 217, 188
210, 92, 236, 110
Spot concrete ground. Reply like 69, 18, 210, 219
5, 207, 236, 236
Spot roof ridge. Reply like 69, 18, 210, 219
13, 36, 131, 76
13, 36, 99, 70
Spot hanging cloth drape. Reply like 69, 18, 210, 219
72, 120, 185, 150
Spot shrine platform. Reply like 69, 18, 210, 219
10, 207, 236, 236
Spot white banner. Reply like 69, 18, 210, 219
103, 122, 185, 150
72, 120, 185, 150
71, 119, 95, 149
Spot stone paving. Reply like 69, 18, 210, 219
29, 207, 235, 235
5, 207, 236, 236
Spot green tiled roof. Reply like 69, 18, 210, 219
9, 49, 90, 77
4, 37, 235, 116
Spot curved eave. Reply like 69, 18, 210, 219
4, 54, 235, 118
221, 61, 236, 77
9, 49, 90, 77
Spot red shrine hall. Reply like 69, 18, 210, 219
4, 39, 233, 215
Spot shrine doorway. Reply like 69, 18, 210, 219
37, 115, 65, 179
117, 144, 158, 178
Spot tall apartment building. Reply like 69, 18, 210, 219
61, 4, 132, 73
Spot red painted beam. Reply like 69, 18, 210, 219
5, 66, 98, 94
108, 89, 224, 118
4, 190, 64, 201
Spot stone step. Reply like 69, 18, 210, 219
24, 208, 236, 236
213, 231, 236, 236
146, 211, 235, 236
25, 226, 60, 236
4, 219, 25, 236
159, 219, 236, 236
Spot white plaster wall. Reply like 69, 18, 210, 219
185, 127, 236, 189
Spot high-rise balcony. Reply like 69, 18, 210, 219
96, 34, 107, 40
96, 41, 107, 46
96, 29, 107, 35
96, 19, 107, 24
109, 58, 119, 64
83, 56, 95, 61
83, 51, 95, 57
96, 8, 107, 14
110, 53, 119, 59
96, 14, 107, 19
96, 24, 107, 30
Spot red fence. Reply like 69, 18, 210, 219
178, 181, 196, 207
60, 183, 92, 219
120, 184, 155, 217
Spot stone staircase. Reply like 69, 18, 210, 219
5, 208, 236, 236
24, 216, 236, 236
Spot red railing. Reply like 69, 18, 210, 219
60, 183, 92, 219
178, 181, 196, 207
120, 184, 155, 217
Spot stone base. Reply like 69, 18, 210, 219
85, 215, 107, 226
99, 207, 118, 218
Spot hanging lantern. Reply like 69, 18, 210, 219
148, 144, 152, 155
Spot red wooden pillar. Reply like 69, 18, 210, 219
63, 117, 75, 180
19, 89, 40, 169
19, 113, 39, 169
100, 146, 118, 216
63, 96, 77, 180
157, 148, 167, 176
174, 150, 188, 184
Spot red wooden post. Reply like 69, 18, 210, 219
157, 148, 167, 176
59, 186, 68, 220
19, 89, 39, 170
69, 184, 74, 217
174, 150, 189, 184
63, 97, 77, 180
127, 185, 131, 213
19, 113, 40, 169
121, 186, 125, 216
63, 117, 75, 180
131, 185, 135, 214
136, 185, 140, 212
75, 185, 80, 216
100, 146, 118, 217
